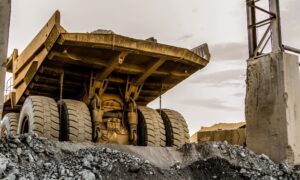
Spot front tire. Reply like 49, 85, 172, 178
17, 96, 59, 140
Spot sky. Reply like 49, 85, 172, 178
6, 0, 300, 135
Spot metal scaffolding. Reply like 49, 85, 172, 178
246, 0, 282, 58
246, 0, 300, 58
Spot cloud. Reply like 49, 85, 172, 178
181, 98, 242, 111
201, 80, 244, 88
233, 92, 245, 97
177, 34, 193, 41
191, 69, 246, 87
192, 8, 199, 13
210, 42, 248, 61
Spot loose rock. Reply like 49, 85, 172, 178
0, 134, 298, 179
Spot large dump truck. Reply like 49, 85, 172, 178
0, 11, 210, 147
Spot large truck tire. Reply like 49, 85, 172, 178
17, 96, 59, 140
137, 106, 166, 147
159, 109, 190, 147
58, 99, 92, 142
0, 113, 19, 137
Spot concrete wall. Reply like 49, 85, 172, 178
245, 52, 300, 165
283, 53, 300, 164
0, 0, 11, 117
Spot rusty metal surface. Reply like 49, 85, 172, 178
3, 10, 210, 112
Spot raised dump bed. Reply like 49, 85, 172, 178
1, 11, 210, 147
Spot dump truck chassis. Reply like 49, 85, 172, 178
0, 11, 210, 147
84, 72, 141, 145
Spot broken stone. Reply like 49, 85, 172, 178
86, 154, 94, 162
105, 148, 112, 153
239, 152, 246, 158
107, 164, 113, 172
0, 134, 299, 179
79, 170, 95, 180
240, 168, 247, 174
28, 154, 34, 163
3, 173, 16, 180
44, 162, 52, 168
8, 143, 17, 148
129, 163, 140, 173
260, 154, 270, 161
16, 148, 22, 156
83, 159, 91, 168
0, 157, 9, 174
13, 138, 21, 144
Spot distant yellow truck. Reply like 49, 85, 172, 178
190, 122, 246, 146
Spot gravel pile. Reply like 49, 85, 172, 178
0, 134, 170, 179
0, 134, 299, 180
179, 142, 300, 179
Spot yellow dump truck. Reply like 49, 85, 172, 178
0, 11, 210, 147
191, 122, 246, 146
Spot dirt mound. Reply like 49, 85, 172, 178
180, 142, 299, 179
0, 134, 299, 179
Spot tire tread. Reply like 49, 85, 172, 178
159, 109, 190, 147
138, 106, 166, 146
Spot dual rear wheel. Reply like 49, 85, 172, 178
57, 99, 92, 142
1, 96, 189, 146
137, 107, 190, 147
137, 106, 166, 146
159, 109, 190, 146
15, 96, 92, 142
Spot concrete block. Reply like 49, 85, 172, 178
0, 0, 11, 118
245, 52, 300, 165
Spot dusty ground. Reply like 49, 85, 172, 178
0, 134, 299, 180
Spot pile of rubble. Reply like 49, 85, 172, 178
0, 134, 299, 179
179, 142, 299, 179
0, 134, 167, 179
